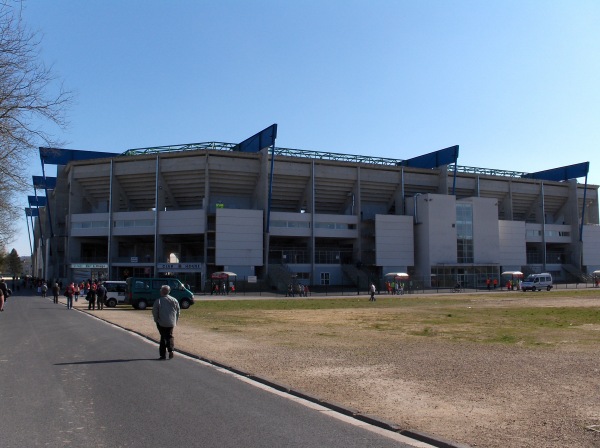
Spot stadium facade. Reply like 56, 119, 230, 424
28, 140, 600, 292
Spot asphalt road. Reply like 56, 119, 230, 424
0, 293, 432, 448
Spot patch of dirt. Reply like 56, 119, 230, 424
83, 293, 600, 448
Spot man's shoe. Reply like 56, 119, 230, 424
168, 352, 174, 359
158, 356, 166, 360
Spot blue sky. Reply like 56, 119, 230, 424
11, 0, 600, 256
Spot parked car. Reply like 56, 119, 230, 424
125, 277, 194, 310
521, 273, 553, 292
101, 281, 127, 307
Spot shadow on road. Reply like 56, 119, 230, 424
54, 358, 159, 365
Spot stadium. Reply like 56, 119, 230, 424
26, 125, 600, 293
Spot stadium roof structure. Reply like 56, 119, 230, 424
30, 140, 597, 241
119, 141, 534, 179
35, 139, 589, 184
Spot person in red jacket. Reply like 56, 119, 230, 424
65, 283, 75, 309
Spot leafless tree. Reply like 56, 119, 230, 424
0, 1, 72, 247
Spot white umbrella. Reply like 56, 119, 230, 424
592, 270, 600, 276
384, 272, 409, 278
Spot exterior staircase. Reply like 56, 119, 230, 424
341, 264, 370, 291
268, 264, 296, 293
561, 264, 590, 283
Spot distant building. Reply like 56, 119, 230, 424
20, 257, 32, 276
29, 141, 600, 291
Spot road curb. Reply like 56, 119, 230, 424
400, 429, 473, 448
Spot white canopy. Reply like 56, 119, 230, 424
501, 271, 524, 277
384, 272, 409, 278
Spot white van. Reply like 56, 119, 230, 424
521, 273, 553, 292
101, 281, 127, 307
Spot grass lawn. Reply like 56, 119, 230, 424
180, 289, 600, 348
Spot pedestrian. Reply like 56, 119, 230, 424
87, 285, 97, 310
64, 283, 75, 309
486, 278, 491, 291
0, 279, 9, 300
493, 278, 498, 289
52, 282, 60, 304
74, 283, 80, 302
96, 282, 106, 310
0, 279, 9, 309
41, 282, 48, 298
152, 284, 180, 360
369, 282, 376, 301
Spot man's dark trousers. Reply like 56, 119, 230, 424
157, 324, 174, 357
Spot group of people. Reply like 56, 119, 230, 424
80, 280, 107, 310
286, 283, 309, 297
384, 281, 404, 295
505, 279, 521, 290
37, 279, 107, 310
210, 281, 234, 295
485, 278, 499, 290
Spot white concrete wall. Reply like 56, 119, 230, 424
462, 197, 500, 264
216, 209, 263, 266
498, 220, 526, 267
425, 194, 457, 265
375, 214, 414, 267
582, 225, 600, 266
158, 209, 205, 234
409, 194, 457, 278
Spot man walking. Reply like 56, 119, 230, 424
96, 282, 106, 310
87, 283, 97, 310
52, 282, 60, 304
152, 285, 180, 360
65, 283, 75, 309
